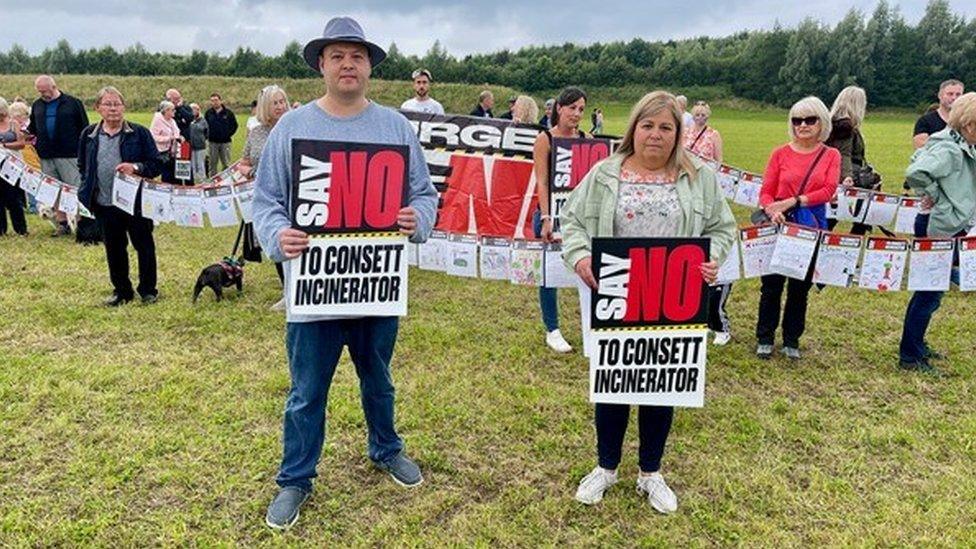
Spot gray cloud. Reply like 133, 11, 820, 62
2, 0, 973, 57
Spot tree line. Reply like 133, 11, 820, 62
1, 0, 973, 108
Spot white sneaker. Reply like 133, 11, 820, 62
712, 331, 731, 346
636, 472, 678, 514
270, 298, 286, 311
546, 329, 572, 353
575, 466, 618, 505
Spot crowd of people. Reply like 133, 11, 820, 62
2, 15, 975, 532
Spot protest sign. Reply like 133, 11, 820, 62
588, 238, 710, 408
419, 230, 448, 271
812, 232, 862, 287
111, 173, 140, 215
36, 176, 62, 209
958, 236, 976, 291
862, 192, 900, 227
57, 185, 79, 217
141, 182, 173, 223
549, 136, 611, 233
404, 242, 419, 267
767, 223, 818, 280
479, 236, 512, 280
287, 139, 410, 317
510, 239, 544, 285
202, 185, 239, 227
740, 224, 778, 278
894, 197, 921, 235
715, 165, 739, 201
836, 187, 870, 223
445, 233, 479, 278
906, 238, 954, 292
859, 237, 908, 291
171, 186, 204, 227
732, 172, 762, 207
714, 237, 741, 285
543, 242, 578, 288
232, 181, 255, 223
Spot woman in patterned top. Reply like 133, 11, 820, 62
683, 101, 723, 163
561, 91, 736, 514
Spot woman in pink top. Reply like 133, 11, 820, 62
150, 100, 183, 183
683, 101, 723, 163
755, 96, 841, 361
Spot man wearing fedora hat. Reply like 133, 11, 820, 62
252, 15, 439, 531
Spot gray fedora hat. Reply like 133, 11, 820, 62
302, 16, 387, 72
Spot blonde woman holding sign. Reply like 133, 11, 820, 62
561, 91, 735, 513
532, 86, 588, 353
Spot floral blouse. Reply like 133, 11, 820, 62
683, 126, 720, 162
614, 167, 681, 238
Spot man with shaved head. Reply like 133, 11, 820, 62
164, 88, 194, 141
28, 75, 89, 236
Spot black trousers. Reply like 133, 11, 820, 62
707, 283, 733, 333
595, 404, 674, 472
0, 179, 27, 235
756, 274, 813, 348
96, 205, 157, 299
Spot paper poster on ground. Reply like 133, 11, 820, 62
479, 236, 511, 280
588, 237, 711, 408
510, 239, 544, 286
813, 233, 862, 287
767, 223, 818, 280
141, 182, 173, 223
906, 238, 953, 292
740, 225, 778, 278
418, 230, 448, 271
859, 237, 908, 291
543, 242, 577, 288
203, 185, 239, 227
445, 233, 479, 278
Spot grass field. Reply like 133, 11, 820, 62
2, 92, 976, 546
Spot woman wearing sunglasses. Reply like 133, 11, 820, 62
755, 97, 841, 360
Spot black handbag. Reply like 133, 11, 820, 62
751, 146, 827, 224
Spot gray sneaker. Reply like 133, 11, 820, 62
782, 346, 801, 360
265, 486, 311, 531
374, 451, 423, 487
756, 344, 773, 359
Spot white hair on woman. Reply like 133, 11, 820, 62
158, 100, 175, 113
788, 96, 832, 142
829, 86, 867, 129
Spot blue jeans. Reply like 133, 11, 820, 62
533, 209, 559, 332
276, 317, 403, 490
899, 291, 943, 362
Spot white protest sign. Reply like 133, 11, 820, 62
141, 182, 173, 223
202, 185, 239, 227
479, 237, 511, 280
906, 238, 954, 292
445, 233, 479, 278
543, 242, 577, 288
767, 223, 818, 280
57, 185, 79, 217
288, 234, 408, 316
862, 192, 900, 227
859, 237, 908, 292
740, 225, 778, 278
111, 173, 140, 215
35, 176, 62, 208
510, 239, 544, 286
894, 197, 921, 235
813, 233, 862, 288
958, 237, 976, 291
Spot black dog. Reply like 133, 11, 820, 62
193, 257, 245, 302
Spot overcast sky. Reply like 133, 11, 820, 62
3, 1, 975, 58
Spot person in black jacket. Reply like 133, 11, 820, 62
28, 75, 89, 236
470, 90, 494, 118
826, 85, 871, 235
204, 93, 239, 176
78, 86, 163, 307
165, 88, 195, 140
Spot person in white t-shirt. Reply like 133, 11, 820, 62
400, 68, 445, 115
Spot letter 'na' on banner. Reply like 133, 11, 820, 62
288, 139, 411, 317
588, 237, 711, 408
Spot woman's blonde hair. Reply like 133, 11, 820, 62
256, 85, 291, 126
0, 97, 8, 119
690, 101, 711, 117
512, 95, 538, 124
788, 96, 832, 141
829, 86, 866, 128
8, 101, 29, 120
948, 92, 976, 133
616, 91, 697, 178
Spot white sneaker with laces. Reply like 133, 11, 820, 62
270, 298, 286, 311
712, 331, 731, 346
636, 472, 678, 514
546, 329, 572, 353
575, 466, 618, 505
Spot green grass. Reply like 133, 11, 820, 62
2, 101, 976, 546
